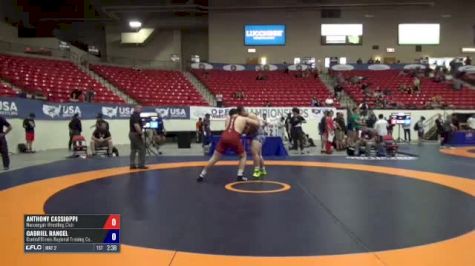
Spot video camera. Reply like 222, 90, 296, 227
140, 112, 159, 129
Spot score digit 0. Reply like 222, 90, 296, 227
104, 214, 120, 229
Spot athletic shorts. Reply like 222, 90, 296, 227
26, 132, 35, 142
216, 132, 244, 155
251, 133, 266, 144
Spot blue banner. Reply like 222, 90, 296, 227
244, 25, 286, 46
0, 97, 190, 120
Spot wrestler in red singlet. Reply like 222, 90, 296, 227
215, 115, 244, 155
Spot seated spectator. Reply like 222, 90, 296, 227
90, 122, 113, 156
453, 79, 463, 91
312, 68, 320, 79
356, 58, 363, 64
465, 56, 472, 65
70, 88, 82, 102
256, 72, 267, 80
232, 91, 245, 100
216, 94, 223, 107
265, 101, 272, 107
413, 77, 421, 92
374, 58, 381, 64
354, 127, 377, 156
283, 61, 289, 74
367, 58, 375, 64
311, 96, 321, 107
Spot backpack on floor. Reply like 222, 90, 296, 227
112, 147, 119, 157
18, 144, 27, 153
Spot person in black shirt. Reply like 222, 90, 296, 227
290, 107, 306, 154
284, 113, 292, 144
129, 105, 147, 169
69, 89, 82, 102
435, 114, 444, 144
23, 113, 36, 152
0, 116, 12, 170
68, 113, 82, 150
94, 113, 109, 131
202, 113, 211, 147
91, 123, 113, 156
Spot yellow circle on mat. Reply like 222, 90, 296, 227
225, 180, 291, 194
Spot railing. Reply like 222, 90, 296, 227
102, 55, 181, 70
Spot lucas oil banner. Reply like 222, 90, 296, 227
0, 97, 190, 120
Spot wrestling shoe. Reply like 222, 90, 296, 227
260, 168, 267, 177
196, 176, 204, 182
236, 176, 248, 182
252, 169, 261, 179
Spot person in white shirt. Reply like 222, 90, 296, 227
467, 115, 475, 130
374, 114, 388, 156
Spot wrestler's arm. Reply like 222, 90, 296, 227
245, 117, 260, 127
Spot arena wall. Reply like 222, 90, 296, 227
208, 4, 474, 64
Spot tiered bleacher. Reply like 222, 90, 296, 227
90, 65, 208, 106
192, 70, 337, 107
339, 70, 475, 109
0, 83, 17, 97
0, 54, 124, 103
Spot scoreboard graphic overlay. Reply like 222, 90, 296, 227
24, 214, 120, 253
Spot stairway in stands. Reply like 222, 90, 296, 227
77, 63, 137, 105
182, 71, 216, 106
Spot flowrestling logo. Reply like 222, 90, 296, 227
42, 104, 81, 118
0, 100, 19, 116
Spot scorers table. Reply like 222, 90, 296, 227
24, 214, 120, 253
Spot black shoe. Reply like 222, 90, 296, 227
3, 167, 9, 171
130, 165, 137, 170
137, 166, 149, 169
236, 176, 248, 182
197, 176, 204, 182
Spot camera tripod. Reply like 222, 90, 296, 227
143, 129, 162, 157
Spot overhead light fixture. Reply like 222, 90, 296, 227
129, 21, 142, 28
386, 48, 395, 53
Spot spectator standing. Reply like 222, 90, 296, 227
129, 105, 147, 169
196, 118, 203, 143
202, 113, 211, 147
441, 115, 455, 147
284, 113, 292, 144
23, 113, 36, 152
290, 108, 306, 154
276, 116, 286, 140
334, 112, 346, 151
84, 88, 95, 103
414, 116, 426, 145
324, 111, 335, 154
374, 114, 388, 156
435, 114, 444, 142
403, 121, 411, 143
68, 113, 82, 150
467, 114, 475, 130
0, 116, 12, 170
356, 58, 363, 64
